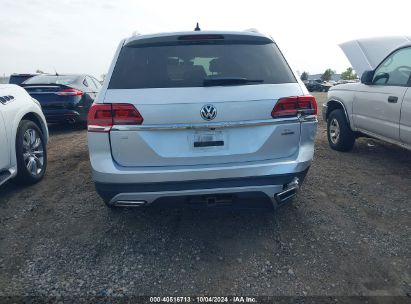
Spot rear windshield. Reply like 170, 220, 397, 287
109, 40, 296, 89
23, 75, 79, 85
9, 75, 34, 85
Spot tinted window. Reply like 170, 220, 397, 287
373, 47, 411, 86
109, 42, 296, 89
24, 75, 80, 85
9, 75, 35, 85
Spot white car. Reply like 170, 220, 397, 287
0, 84, 49, 186
87, 30, 317, 208
323, 36, 411, 151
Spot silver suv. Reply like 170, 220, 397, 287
87, 30, 317, 208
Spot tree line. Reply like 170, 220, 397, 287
300, 67, 358, 81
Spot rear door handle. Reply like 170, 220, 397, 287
388, 96, 398, 103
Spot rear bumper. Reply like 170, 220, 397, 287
95, 168, 309, 207
88, 120, 316, 207
43, 109, 81, 123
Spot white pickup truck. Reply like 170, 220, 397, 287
323, 36, 411, 152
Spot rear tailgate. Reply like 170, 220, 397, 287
100, 32, 307, 167
107, 84, 304, 167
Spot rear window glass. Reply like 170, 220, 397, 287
109, 41, 296, 89
9, 75, 34, 85
23, 75, 79, 85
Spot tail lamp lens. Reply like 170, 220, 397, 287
57, 88, 84, 96
87, 103, 143, 132
112, 104, 144, 125
271, 95, 317, 118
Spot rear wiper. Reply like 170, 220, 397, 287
203, 77, 264, 87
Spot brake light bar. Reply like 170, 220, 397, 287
88, 103, 143, 132
271, 96, 317, 118
57, 88, 84, 96
178, 34, 224, 40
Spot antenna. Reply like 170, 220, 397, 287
194, 22, 201, 31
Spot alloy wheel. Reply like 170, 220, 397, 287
329, 118, 340, 144
22, 129, 44, 176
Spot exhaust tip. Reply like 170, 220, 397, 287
275, 188, 298, 203
275, 178, 300, 204
113, 200, 147, 207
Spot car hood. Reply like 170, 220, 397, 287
329, 82, 361, 92
339, 36, 411, 76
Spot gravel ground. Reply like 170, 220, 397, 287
0, 93, 410, 300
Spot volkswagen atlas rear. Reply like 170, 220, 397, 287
87, 31, 317, 209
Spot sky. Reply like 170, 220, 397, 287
1, 0, 410, 79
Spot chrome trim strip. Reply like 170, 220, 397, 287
23, 85, 60, 88
27, 92, 60, 95
88, 125, 112, 132
111, 116, 317, 131
24, 86, 61, 95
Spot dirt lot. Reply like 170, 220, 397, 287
0, 93, 410, 300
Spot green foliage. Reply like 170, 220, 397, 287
300, 71, 309, 81
340, 67, 358, 80
321, 69, 336, 81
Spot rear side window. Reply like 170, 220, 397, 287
109, 40, 296, 89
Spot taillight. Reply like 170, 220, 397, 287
271, 95, 317, 118
178, 34, 224, 40
87, 103, 143, 132
88, 104, 112, 132
57, 88, 84, 96
112, 104, 144, 125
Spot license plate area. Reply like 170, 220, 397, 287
192, 130, 225, 149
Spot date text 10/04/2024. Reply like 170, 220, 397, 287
149, 296, 257, 303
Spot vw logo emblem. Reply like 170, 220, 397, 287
200, 104, 217, 121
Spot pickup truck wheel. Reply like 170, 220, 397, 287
327, 109, 355, 152
14, 120, 47, 185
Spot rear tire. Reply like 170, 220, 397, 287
14, 120, 47, 185
327, 109, 355, 152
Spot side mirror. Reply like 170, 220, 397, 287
361, 70, 374, 85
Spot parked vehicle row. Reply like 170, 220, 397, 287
1, 31, 410, 211
0, 73, 101, 186
304, 79, 333, 92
